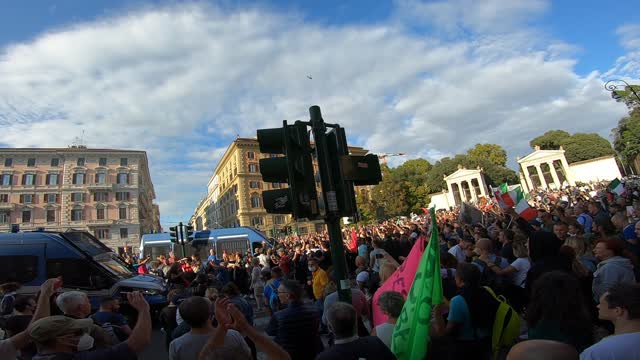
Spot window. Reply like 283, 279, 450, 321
117, 173, 129, 185
247, 152, 255, 160
27, 158, 36, 167
120, 228, 128, 239
0, 256, 38, 284
120, 158, 128, 166
20, 194, 33, 204
22, 174, 35, 186
95, 229, 109, 240
22, 210, 31, 223
251, 216, 263, 226
77, 158, 85, 166
248, 164, 258, 173
0, 211, 9, 224
96, 208, 105, 220
1, 174, 12, 186
46, 173, 58, 185
72, 173, 85, 185
116, 192, 130, 201
272, 182, 281, 189
250, 194, 261, 208
270, 154, 278, 158
94, 192, 108, 202
119, 207, 127, 220
71, 209, 83, 221
46, 259, 108, 289
71, 193, 85, 202
0, 194, 8, 203
99, 158, 107, 166
274, 215, 284, 225
249, 181, 262, 189
51, 158, 59, 167
45, 194, 58, 203
4, 158, 12, 167
46, 209, 56, 222
95, 173, 106, 184
298, 226, 308, 235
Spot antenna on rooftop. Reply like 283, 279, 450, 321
69, 129, 87, 149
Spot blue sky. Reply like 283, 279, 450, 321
1, 0, 639, 228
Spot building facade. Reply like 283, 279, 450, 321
0, 147, 161, 252
191, 138, 369, 237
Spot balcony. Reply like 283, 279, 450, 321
87, 183, 112, 191
112, 183, 137, 190
87, 219, 116, 226
0, 203, 14, 210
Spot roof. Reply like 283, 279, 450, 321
517, 149, 566, 164
444, 168, 484, 181
0, 148, 147, 154
567, 155, 617, 166
139, 227, 269, 245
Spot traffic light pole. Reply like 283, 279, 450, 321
178, 221, 186, 258
309, 105, 352, 304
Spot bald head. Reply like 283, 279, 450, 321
475, 238, 493, 256
507, 340, 578, 360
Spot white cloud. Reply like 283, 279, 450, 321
0, 2, 631, 226
617, 24, 640, 50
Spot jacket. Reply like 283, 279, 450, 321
592, 256, 636, 302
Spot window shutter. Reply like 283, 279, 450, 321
83, 174, 86, 184
82, 209, 86, 221
21, 175, 26, 185
20, 195, 24, 203
95, 174, 99, 183
46, 174, 50, 185
72, 174, 76, 184
56, 194, 61, 203
127, 192, 131, 201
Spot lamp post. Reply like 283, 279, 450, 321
604, 79, 640, 103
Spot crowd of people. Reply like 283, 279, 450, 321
2, 178, 640, 359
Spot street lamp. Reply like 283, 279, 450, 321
604, 79, 640, 103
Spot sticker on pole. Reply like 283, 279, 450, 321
326, 191, 338, 212
340, 279, 350, 290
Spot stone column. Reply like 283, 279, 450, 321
547, 161, 561, 189
535, 164, 548, 189
467, 180, 477, 203
446, 182, 455, 207
458, 182, 466, 202
522, 165, 535, 190
477, 175, 487, 197
560, 157, 575, 186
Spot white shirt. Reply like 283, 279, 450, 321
580, 332, 640, 360
448, 245, 466, 264
510, 258, 531, 288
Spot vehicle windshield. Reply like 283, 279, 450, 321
94, 252, 133, 277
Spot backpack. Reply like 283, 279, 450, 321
483, 287, 521, 359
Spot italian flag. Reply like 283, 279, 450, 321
494, 183, 537, 221
608, 178, 625, 196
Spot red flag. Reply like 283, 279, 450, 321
349, 229, 358, 252
421, 208, 429, 214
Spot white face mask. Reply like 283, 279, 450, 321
76, 333, 95, 352
308, 266, 317, 272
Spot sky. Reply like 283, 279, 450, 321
1, 0, 639, 229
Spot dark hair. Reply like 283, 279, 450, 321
99, 297, 117, 307
528, 232, 562, 263
13, 295, 35, 312
222, 283, 241, 297
605, 283, 640, 320
597, 238, 639, 265
281, 280, 303, 300
440, 252, 458, 269
501, 229, 515, 242
526, 272, 592, 348
456, 262, 481, 289
178, 296, 211, 328
326, 302, 357, 339
554, 221, 569, 228
594, 217, 616, 235
271, 267, 283, 278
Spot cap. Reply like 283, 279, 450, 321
29, 316, 93, 343
356, 271, 370, 283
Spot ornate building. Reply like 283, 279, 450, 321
191, 137, 369, 236
0, 147, 160, 252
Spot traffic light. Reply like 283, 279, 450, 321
169, 226, 178, 243
326, 127, 382, 218
257, 120, 320, 220
184, 225, 194, 243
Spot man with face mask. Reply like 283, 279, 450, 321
31, 291, 152, 360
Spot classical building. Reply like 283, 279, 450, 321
191, 137, 369, 236
428, 167, 490, 209
518, 147, 621, 191
0, 147, 161, 252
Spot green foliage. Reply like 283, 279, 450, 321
612, 108, 640, 164
467, 143, 508, 166
529, 130, 571, 150
611, 85, 640, 110
529, 130, 614, 163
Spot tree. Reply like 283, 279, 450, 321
611, 84, 640, 110
612, 108, 640, 167
425, 154, 518, 192
561, 133, 615, 163
369, 165, 408, 218
467, 143, 508, 167
529, 130, 571, 150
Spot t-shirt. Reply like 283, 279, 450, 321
169, 329, 249, 360
32, 342, 136, 360
369, 248, 386, 272
279, 255, 291, 275
580, 332, 640, 360
315, 336, 397, 360
374, 322, 395, 349
91, 312, 128, 328
207, 255, 218, 263
510, 258, 531, 288
447, 295, 489, 341
358, 244, 369, 258
448, 245, 466, 264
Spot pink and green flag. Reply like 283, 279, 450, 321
391, 208, 443, 360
